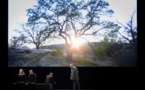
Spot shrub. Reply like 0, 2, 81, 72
24, 49, 31, 54
113, 48, 137, 67
50, 46, 63, 56
106, 43, 123, 57
93, 41, 107, 60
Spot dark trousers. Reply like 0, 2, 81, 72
73, 80, 80, 90
47, 83, 55, 90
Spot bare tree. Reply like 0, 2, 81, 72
15, 21, 54, 49
117, 10, 137, 47
9, 35, 27, 48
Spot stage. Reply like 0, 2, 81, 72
8, 83, 100, 90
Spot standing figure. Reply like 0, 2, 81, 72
70, 63, 80, 90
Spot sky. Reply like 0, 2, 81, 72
8, 0, 137, 49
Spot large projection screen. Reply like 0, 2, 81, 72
8, 0, 137, 67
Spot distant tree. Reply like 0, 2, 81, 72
9, 36, 19, 47
104, 28, 119, 43
117, 10, 137, 48
26, 0, 120, 60
14, 21, 54, 49
9, 35, 27, 48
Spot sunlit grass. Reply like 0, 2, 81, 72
71, 57, 97, 67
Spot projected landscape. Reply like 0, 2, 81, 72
8, 0, 137, 67
8, 43, 101, 67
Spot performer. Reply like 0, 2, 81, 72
17, 68, 26, 83
70, 63, 80, 90
28, 69, 37, 84
45, 72, 56, 90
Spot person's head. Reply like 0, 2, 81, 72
70, 63, 74, 68
19, 68, 24, 74
29, 69, 33, 74
49, 72, 53, 77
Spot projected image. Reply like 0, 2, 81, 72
8, 0, 137, 67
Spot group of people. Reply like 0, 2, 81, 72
17, 63, 80, 90
17, 69, 37, 84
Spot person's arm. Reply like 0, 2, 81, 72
45, 75, 49, 83
70, 69, 75, 80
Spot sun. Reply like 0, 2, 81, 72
72, 37, 84, 47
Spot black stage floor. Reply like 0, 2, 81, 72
8, 83, 111, 90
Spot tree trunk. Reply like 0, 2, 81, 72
66, 49, 73, 61
36, 45, 39, 49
